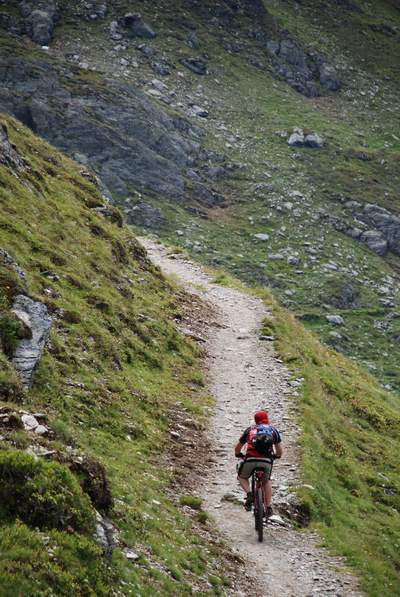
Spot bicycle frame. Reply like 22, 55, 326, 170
251, 468, 267, 542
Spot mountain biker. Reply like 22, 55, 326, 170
234, 410, 282, 517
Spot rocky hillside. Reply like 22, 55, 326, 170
1, 0, 400, 394
0, 114, 245, 595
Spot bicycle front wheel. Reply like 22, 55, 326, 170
256, 487, 264, 542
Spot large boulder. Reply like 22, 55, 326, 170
125, 202, 166, 230
362, 204, 400, 255
326, 315, 345, 326
121, 13, 156, 39
304, 132, 324, 148
11, 295, 52, 389
288, 129, 324, 148
180, 58, 208, 75
26, 9, 54, 45
278, 39, 307, 69
20, 1, 59, 45
319, 63, 341, 91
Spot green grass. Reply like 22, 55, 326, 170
259, 289, 400, 596
179, 495, 203, 510
0, 114, 238, 595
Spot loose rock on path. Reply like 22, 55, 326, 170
142, 238, 362, 597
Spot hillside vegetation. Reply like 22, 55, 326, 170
260, 290, 400, 596
0, 114, 238, 595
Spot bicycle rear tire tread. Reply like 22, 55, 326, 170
256, 488, 264, 542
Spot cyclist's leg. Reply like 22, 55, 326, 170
261, 462, 273, 512
238, 461, 255, 509
238, 476, 250, 493
263, 479, 272, 508
237, 460, 251, 493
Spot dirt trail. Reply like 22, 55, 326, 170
142, 239, 362, 597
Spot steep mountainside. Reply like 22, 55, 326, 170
0, 114, 245, 595
1, 0, 400, 393
1, 1, 400, 595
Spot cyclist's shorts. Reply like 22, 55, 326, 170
237, 458, 272, 480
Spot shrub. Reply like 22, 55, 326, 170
179, 495, 203, 510
0, 450, 95, 534
0, 355, 25, 401
0, 313, 29, 357
0, 267, 26, 303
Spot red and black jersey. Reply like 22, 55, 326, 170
239, 424, 281, 459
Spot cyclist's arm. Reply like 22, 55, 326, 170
235, 428, 249, 457
234, 441, 244, 457
274, 442, 283, 459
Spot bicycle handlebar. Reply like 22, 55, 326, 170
235, 453, 280, 460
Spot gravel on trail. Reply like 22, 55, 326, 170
142, 238, 363, 597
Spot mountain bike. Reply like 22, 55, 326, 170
251, 467, 268, 542
237, 456, 274, 543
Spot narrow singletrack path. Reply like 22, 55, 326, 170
142, 239, 362, 597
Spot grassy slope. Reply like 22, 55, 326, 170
105, 0, 400, 393
0, 114, 234, 596
63, 2, 400, 590
260, 293, 400, 597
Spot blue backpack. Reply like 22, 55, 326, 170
249, 424, 274, 456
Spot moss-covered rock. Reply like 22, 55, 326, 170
0, 450, 95, 534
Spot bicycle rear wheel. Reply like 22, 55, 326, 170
255, 487, 264, 542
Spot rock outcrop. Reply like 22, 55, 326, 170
360, 229, 388, 256
0, 124, 25, 171
11, 295, 52, 389
361, 204, 400, 255
288, 129, 324, 148
0, 52, 201, 207
20, 0, 59, 46
338, 202, 400, 256
0, 248, 26, 280
267, 39, 341, 97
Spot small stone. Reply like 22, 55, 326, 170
269, 514, 286, 526
304, 133, 324, 148
34, 424, 48, 435
326, 315, 345, 326
254, 233, 270, 241
21, 414, 39, 431
123, 548, 139, 561
189, 105, 209, 118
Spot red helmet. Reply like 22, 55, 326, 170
254, 410, 269, 424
